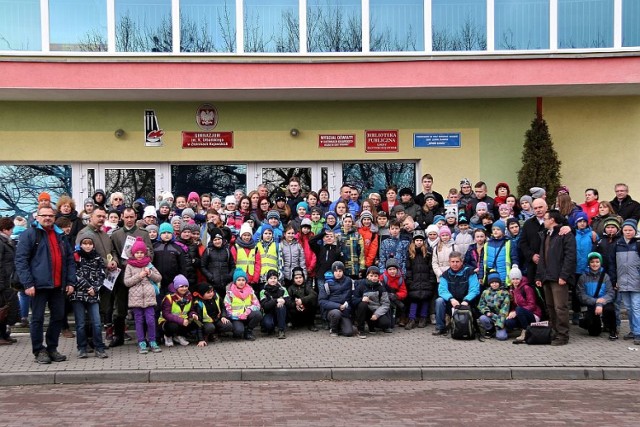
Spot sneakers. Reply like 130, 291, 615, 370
95, 350, 109, 359
35, 350, 51, 364
174, 336, 189, 346
48, 351, 67, 362
550, 338, 568, 346
277, 330, 286, 340
138, 342, 149, 354
513, 330, 527, 344
329, 329, 339, 337
432, 329, 447, 336
383, 328, 393, 334
608, 332, 619, 341
19, 317, 29, 328
77, 350, 88, 359
357, 331, 367, 339
164, 335, 174, 347
417, 317, 428, 328
405, 319, 416, 330
244, 332, 256, 341
623, 332, 635, 340
149, 341, 162, 352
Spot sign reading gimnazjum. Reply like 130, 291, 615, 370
413, 133, 461, 148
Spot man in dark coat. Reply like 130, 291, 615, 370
610, 183, 640, 221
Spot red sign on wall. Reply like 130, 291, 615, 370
365, 130, 399, 152
319, 134, 356, 148
182, 131, 233, 148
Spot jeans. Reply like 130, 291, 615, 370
18, 290, 31, 319
434, 297, 448, 331
72, 300, 105, 351
30, 287, 65, 354
262, 306, 287, 332
620, 291, 640, 338
504, 306, 536, 331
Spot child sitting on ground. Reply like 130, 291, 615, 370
477, 270, 511, 340
259, 270, 290, 339
190, 282, 234, 347
159, 274, 195, 347
287, 267, 318, 331
577, 252, 617, 340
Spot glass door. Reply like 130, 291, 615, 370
253, 163, 338, 199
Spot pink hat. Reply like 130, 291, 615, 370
438, 226, 451, 237
130, 237, 147, 255
187, 191, 200, 202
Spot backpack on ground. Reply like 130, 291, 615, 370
450, 305, 475, 340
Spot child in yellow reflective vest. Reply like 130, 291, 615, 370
224, 269, 263, 341
189, 282, 233, 347
159, 274, 195, 348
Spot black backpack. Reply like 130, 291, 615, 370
450, 305, 475, 340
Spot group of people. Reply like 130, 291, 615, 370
1, 174, 639, 364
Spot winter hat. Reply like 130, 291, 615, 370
233, 268, 247, 283
265, 269, 279, 280
324, 271, 334, 282
208, 227, 224, 240
169, 274, 189, 293
386, 258, 400, 270
426, 224, 439, 235
224, 195, 236, 206
171, 216, 183, 225
38, 192, 51, 202
367, 266, 380, 276
342, 212, 354, 222
158, 200, 170, 210
399, 187, 413, 197
476, 202, 488, 212
557, 185, 570, 196
359, 211, 374, 222
143, 206, 157, 218
622, 218, 638, 232
494, 182, 510, 195
412, 230, 426, 240
130, 237, 147, 255
574, 211, 589, 224
445, 211, 457, 220
492, 220, 506, 234
195, 282, 214, 297
587, 252, 603, 264
187, 192, 200, 203
438, 226, 451, 237
181, 208, 195, 219
266, 210, 280, 221
161, 191, 174, 202
310, 206, 323, 215
324, 211, 337, 220
460, 178, 471, 187
530, 187, 546, 199
377, 210, 388, 218
145, 224, 159, 234
274, 190, 287, 201
301, 218, 312, 228
498, 203, 511, 212
332, 261, 345, 272
261, 223, 274, 236
296, 201, 309, 211
487, 270, 502, 285
509, 265, 523, 280
292, 267, 305, 279
391, 204, 405, 214
239, 223, 253, 237
433, 215, 445, 224
458, 216, 469, 225
83, 198, 95, 207
423, 193, 435, 200
13, 216, 27, 227
603, 217, 621, 231
519, 195, 533, 205
159, 223, 174, 235
184, 223, 200, 234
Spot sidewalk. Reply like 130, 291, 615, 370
1, 323, 639, 386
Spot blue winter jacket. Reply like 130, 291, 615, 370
480, 237, 518, 285
318, 275, 353, 318
574, 227, 594, 274
14, 223, 77, 290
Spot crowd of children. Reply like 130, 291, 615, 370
2, 177, 640, 357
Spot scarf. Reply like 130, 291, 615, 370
230, 283, 253, 300
128, 256, 151, 268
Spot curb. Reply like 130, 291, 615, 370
2, 367, 640, 386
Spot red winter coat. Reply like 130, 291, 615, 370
296, 232, 317, 278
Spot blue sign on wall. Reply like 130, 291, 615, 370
413, 133, 461, 148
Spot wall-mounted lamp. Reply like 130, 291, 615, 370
290, 128, 300, 137
114, 129, 125, 139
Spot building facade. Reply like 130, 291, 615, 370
1, 0, 639, 215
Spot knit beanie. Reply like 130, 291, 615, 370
171, 216, 183, 225
292, 267, 305, 279
360, 211, 374, 222
184, 223, 200, 233
587, 252, 603, 264
233, 268, 247, 283
498, 203, 510, 212
208, 227, 224, 240
445, 211, 457, 220
169, 274, 189, 293
530, 187, 546, 199
487, 270, 502, 285
266, 210, 280, 221
426, 224, 439, 235
187, 192, 200, 203
182, 208, 195, 219
574, 211, 588, 224
239, 223, 253, 237
159, 200, 171, 209
161, 191, 174, 201
433, 215, 445, 224
492, 220, 506, 234
301, 218, 312, 228
224, 195, 236, 206
130, 237, 147, 255
145, 224, 159, 234
261, 224, 274, 238
367, 266, 380, 276
438, 226, 451, 237
143, 206, 157, 218
332, 261, 345, 272
476, 202, 488, 212
324, 211, 337, 220
296, 201, 309, 211
265, 270, 278, 280
386, 258, 400, 270
159, 223, 174, 235
519, 195, 533, 205
412, 230, 426, 240
509, 265, 523, 280
603, 217, 621, 231
83, 198, 95, 207
622, 218, 638, 232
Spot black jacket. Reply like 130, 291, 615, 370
310, 231, 342, 277
152, 240, 189, 290
259, 283, 290, 313
405, 249, 436, 301
610, 195, 640, 221
0, 234, 15, 290
535, 226, 576, 284
200, 244, 235, 294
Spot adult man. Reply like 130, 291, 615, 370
469, 181, 495, 216
257, 184, 269, 199
76, 207, 119, 341
580, 188, 600, 223
286, 177, 305, 213
519, 198, 551, 286
610, 183, 640, 221
329, 184, 359, 217
15, 206, 76, 364
535, 210, 577, 346
458, 178, 476, 210
109, 207, 154, 347
415, 174, 445, 209
432, 251, 480, 335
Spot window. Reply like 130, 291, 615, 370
558, 0, 613, 48
171, 164, 247, 201
0, 165, 72, 217
623, 0, 640, 47
115, 0, 172, 52
244, 0, 298, 52
0, 0, 41, 51
307, 0, 362, 52
342, 162, 416, 200
432, 0, 487, 51
49, 0, 107, 51
370, 0, 424, 51
180, 0, 235, 52
495, 0, 549, 50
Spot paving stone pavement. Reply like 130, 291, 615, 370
0, 323, 638, 385
1, 380, 639, 426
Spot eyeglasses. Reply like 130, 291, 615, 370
113, 198, 123, 201
38, 214, 55, 218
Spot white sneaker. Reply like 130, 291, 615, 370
164, 335, 174, 347
174, 335, 189, 346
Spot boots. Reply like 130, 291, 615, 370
417, 317, 428, 328
405, 319, 416, 330
512, 329, 526, 344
